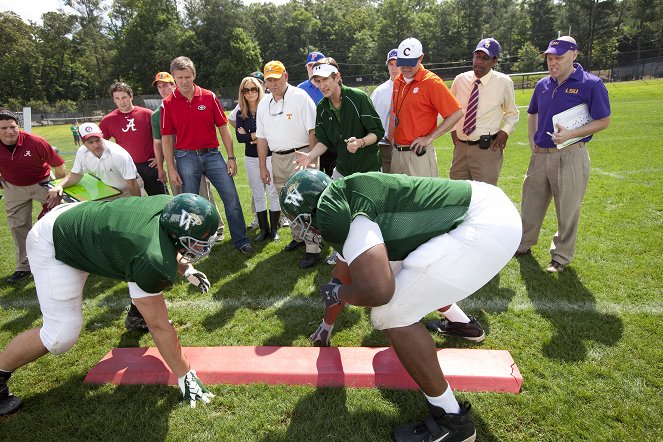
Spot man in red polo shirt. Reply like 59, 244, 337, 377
161, 56, 254, 255
388, 37, 463, 177
99, 82, 167, 195
0, 109, 66, 283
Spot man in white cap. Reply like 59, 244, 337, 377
48, 122, 142, 199
370, 48, 399, 173
449, 37, 519, 185
515, 36, 611, 273
388, 37, 462, 177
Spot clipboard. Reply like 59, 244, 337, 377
48, 174, 121, 201
551, 104, 593, 149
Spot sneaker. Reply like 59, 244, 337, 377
546, 260, 565, 273
299, 252, 320, 268
394, 402, 476, 442
325, 251, 338, 265
6, 271, 31, 284
309, 325, 331, 347
0, 377, 22, 416
238, 244, 256, 255
124, 306, 149, 332
426, 316, 485, 342
280, 218, 290, 228
284, 240, 305, 251
514, 248, 531, 257
247, 218, 259, 230
215, 229, 225, 243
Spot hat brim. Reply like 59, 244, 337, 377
474, 48, 498, 58
396, 57, 419, 67
152, 79, 174, 87
81, 132, 103, 141
543, 48, 571, 56
264, 73, 284, 79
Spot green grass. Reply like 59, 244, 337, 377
1, 79, 662, 441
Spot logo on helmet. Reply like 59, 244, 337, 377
283, 186, 304, 207
178, 209, 202, 230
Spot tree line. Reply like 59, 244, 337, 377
1, 0, 662, 112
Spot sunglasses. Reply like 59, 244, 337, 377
242, 87, 259, 94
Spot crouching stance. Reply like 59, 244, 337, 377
280, 170, 521, 441
0, 194, 219, 415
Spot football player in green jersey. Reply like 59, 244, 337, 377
0, 194, 219, 416
280, 169, 521, 442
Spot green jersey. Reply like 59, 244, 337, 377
52, 196, 179, 293
314, 173, 472, 261
151, 107, 162, 140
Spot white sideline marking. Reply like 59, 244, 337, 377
2, 296, 661, 315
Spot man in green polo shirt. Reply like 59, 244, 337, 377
0, 194, 218, 415
280, 170, 521, 442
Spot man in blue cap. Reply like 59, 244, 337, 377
514, 36, 611, 273
370, 48, 399, 173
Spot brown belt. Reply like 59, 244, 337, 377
457, 134, 498, 145
274, 146, 308, 155
394, 144, 413, 151
179, 148, 216, 154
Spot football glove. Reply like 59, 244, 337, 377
320, 278, 342, 307
184, 267, 210, 293
178, 369, 214, 408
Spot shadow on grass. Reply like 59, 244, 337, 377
516, 254, 623, 362
0, 374, 177, 441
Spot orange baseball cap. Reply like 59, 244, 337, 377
264, 61, 286, 79
152, 71, 175, 86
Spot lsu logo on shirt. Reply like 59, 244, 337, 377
565, 88, 579, 94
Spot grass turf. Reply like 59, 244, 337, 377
0, 79, 662, 441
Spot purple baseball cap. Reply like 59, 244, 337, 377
544, 39, 578, 55
474, 38, 501, 58
386, 48, 398, 65
305, 51, 325, 65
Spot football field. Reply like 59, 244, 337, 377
0, 79, 661, 441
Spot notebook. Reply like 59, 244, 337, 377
551, 104, 593, 149
50, 174, 121, 201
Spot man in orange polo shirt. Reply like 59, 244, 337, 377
388, 38, 463, 177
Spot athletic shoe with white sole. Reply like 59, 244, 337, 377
426, 316, 485, 342
393, 402, 476, 442
309, 325, 331, 347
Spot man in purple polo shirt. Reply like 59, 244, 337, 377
514, 36, 611, 273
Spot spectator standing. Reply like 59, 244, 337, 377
160, 56, 254, 255
448, 37, 519, 185
0, 109, 66, 283
389, 38, 463, 177
235, 76, 280, 242
370, 48, 399, 173
515, 36, 611, 273
70, 123, 80, 147
256, 60, 320, 268
99, 82, 167, 195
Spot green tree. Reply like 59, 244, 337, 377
512, 41, 544, 72
0, 12, 44, 107
216, 27, 263, 95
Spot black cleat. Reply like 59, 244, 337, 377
125, 305, 149, 332
426, 316, 485, 342
393, 402, 476, 442
6, 271, 31, 284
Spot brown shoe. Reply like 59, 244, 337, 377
546, 260, 565, 273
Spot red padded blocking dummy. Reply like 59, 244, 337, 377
84, 346, 522, 393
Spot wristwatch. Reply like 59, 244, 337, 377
227, 156, 236, 160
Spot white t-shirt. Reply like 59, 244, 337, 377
228, 105, 240, 123
71, 140, 138, 191
370, 79, 394, 132
256, 85, 316, 152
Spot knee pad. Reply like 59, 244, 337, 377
41, 320, 83, 355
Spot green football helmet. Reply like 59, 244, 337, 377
160, 193, 221, 263
280, 169, 332, 244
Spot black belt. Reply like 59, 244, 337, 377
394, 144, 414, 151
179, 148, 216, 154
274, 146, 307, 155
458, 134, 497, 145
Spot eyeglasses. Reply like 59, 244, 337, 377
269, 97, 285, 116
242, 87, 259, 94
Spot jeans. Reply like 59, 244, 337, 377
175, 148, 249, 249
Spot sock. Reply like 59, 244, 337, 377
320, 320, 334, 333
128, 303, 141, 316
0, 369, 12, 381
439, 303, 470, 323
425, 385, 460, 414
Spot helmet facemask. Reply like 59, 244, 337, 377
290, 213, 322, 246
178, 233, 218, 263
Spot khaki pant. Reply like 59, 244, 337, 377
390, 146, 438, 177
2, 181, 49, 272
171, 177, 224, 232
517, 143, 590, 265
271, 149, 320, 254
449, 141, 503, 186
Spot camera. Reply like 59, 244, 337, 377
479, 135, 492, 149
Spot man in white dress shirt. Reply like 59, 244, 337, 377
370, 48, 399, 173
